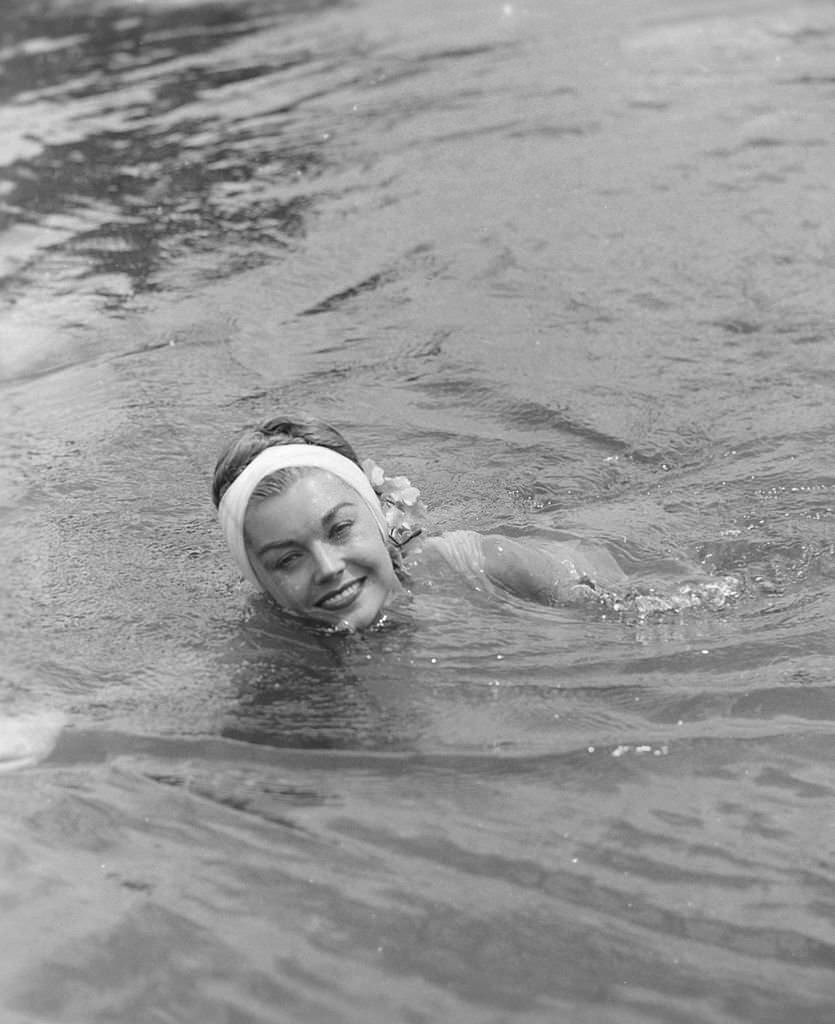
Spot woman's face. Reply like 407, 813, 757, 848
244, 470, 401, 630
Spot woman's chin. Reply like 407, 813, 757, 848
273, 579, 398, 632
330, 604, 384, 632
324, 588, 393, 632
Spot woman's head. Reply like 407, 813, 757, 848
212, 414, 360, 508
214, 416, 402, 630
243, 467, 401, 630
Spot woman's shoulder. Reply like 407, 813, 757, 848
419, 530, 487, 576
419, 530, 627, 604
419, 530, 589, 587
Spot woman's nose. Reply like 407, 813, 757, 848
311, 542, 344, 581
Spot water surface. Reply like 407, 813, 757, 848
1, 0, 834, 1020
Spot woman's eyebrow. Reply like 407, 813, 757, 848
255, 538, 294, 556
321, 500, 356, 524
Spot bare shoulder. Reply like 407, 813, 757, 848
420, 531, 486, 575
417, 530, 629, 606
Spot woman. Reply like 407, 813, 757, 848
213, 414, 737, 631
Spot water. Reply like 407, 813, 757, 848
1, 0, 834, 1020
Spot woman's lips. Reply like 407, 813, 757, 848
316, 578, 364, 611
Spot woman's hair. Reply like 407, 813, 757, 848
214, 412, 409, 580
212, 414, 361, 508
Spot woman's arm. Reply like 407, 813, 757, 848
478, 534, 626, 604
426, 531, 740, 612
426, 531, 625, 606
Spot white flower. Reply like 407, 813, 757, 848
386, 476, 421, 507
362, 457, 425, 544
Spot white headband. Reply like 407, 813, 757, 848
217, 444, 388, 588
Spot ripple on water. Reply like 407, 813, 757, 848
2, 0, 835, 1021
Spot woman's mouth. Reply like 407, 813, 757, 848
316, 578, 365, 611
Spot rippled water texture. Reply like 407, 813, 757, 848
1, 0, 834, 1021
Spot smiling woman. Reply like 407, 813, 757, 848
213, 414, 410, 629
213, 413, 742, 630
5, 0, 835, 1017
245, 470, 403, 630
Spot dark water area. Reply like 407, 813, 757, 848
1, 0, 835, 1021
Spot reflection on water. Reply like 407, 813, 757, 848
2, 0, 835, 1021
0, 1, 343, 309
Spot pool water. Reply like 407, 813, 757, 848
1, 0, 834, 1020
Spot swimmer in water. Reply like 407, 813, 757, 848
213, 414, 738, 631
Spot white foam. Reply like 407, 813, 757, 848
0, 711, 66, 773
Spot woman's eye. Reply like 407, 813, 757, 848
271, 551, 301, 571
332, 520, 353, 540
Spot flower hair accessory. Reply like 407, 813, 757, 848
362, 458, 424, 548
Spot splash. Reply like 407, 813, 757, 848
0, 710, 66, 772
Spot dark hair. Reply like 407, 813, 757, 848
212, 414, 360, 508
